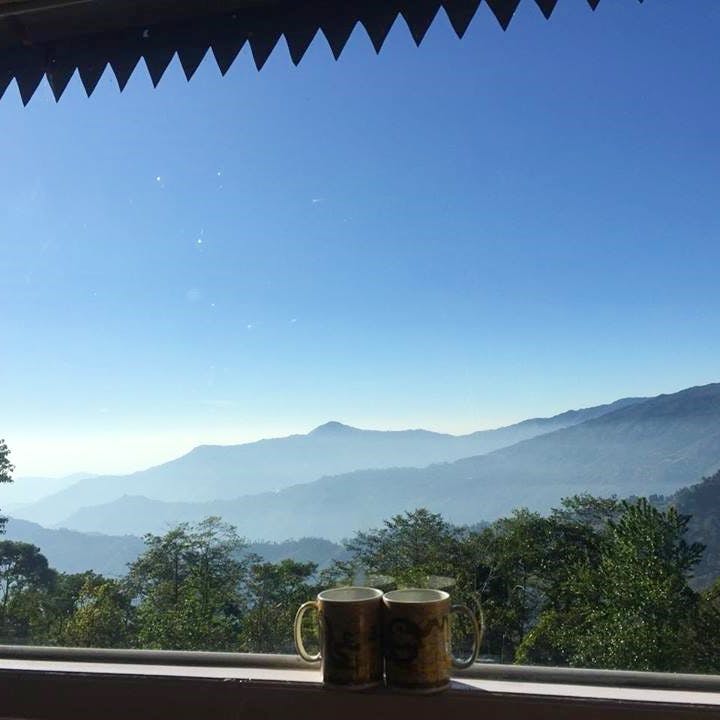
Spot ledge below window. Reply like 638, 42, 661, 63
1, 646, 719, 720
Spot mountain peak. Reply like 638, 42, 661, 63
309, 421, 358, 436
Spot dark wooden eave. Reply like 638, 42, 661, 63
0, 0, 644, 104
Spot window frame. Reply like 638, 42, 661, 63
2, 646, 719, 720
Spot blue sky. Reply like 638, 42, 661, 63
1, 1, 719, 477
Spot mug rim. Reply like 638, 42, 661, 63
317, 586, 383, 603
383, 588, 450, 604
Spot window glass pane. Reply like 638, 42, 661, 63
1, 1, 720, 674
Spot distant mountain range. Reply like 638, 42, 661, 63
3, 473, 96, 510
10, 398, 641, 528
3, 517, 345, 578
18, 383, 718, 541
6, 468, 720, 590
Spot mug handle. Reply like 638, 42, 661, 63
449, 604, 480, 669
293, 600, 321, 662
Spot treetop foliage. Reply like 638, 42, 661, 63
1, 446, 719, 672
0, 439, 14, 533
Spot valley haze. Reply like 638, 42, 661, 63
7, 383, 719, 542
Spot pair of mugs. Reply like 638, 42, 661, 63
294, 586, 480, 693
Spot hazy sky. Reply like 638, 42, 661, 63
2, 2, 719, 477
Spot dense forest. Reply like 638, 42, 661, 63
2, 439, 720, 672
652, 470, 720, 589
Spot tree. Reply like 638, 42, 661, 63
325, 509, 472, 589
61, 576, 135, 648
518, 499, 708, 671
127, 517, 249, 650
0, 541, 55, 642
239, 559, 318, 653
668, 469, 720, 588
498, 496, 618, 666
324, 509, 486, 659
550, 494, 622, 533
694, 578, 720, 672
0, 439, 14, 534
473, 509, 549, 662
540, 496, 622, 614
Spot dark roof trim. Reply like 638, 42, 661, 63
0, 0, 644, 104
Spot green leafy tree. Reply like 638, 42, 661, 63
537, 496, 622, 618
475, 509, 553, 662
239, 559, 318, 653
490, 496, 617, 665
694, 578, 720, 672
127, 517, 249, 650
324, 509, 486, 658
37, 571, 107, 643
0, 541, 55, 642
325, 508, 473, 589
518, 499, 707, 671
551, 494, 622, 530
61, 577, 135, 648
0, 439, 14, 533
473, 496, 621, 664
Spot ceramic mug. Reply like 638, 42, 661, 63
382, 588, 480, 693
294, 586, 383, 690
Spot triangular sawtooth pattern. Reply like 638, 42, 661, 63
210, 13, 249, 76
177, 44, 208, 81
284, 22, 319, 66
46, 62, 77, 101
175, 25, 214, 80
442, 0, 481, 38
320, 6, 360, 60
138, 25, 180, 88
485, 0, 522, 30
360, 2, 401, 54
248, 25, 283, 70
400, 0, 441, 47
211, 35, 247, 75
282, 5, 322, 66
143, 45, 176, 87
78, 61, 107, 96
110, 52, 142, 91
15, 62, 45, 105
106, 32, 145, 92
0, 0, 646, 103
534, 0, 559, 20
47, 43, 93, 99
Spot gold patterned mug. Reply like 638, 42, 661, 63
294, 587, 383, 690
382, 588, 480, 693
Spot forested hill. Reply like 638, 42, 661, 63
663, 469, 720, 588
5, 472, 720, 586
51, 384, 720, 540
2, 518, 345, 577
14, 397, 641, 527
3, 518, 144, 576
